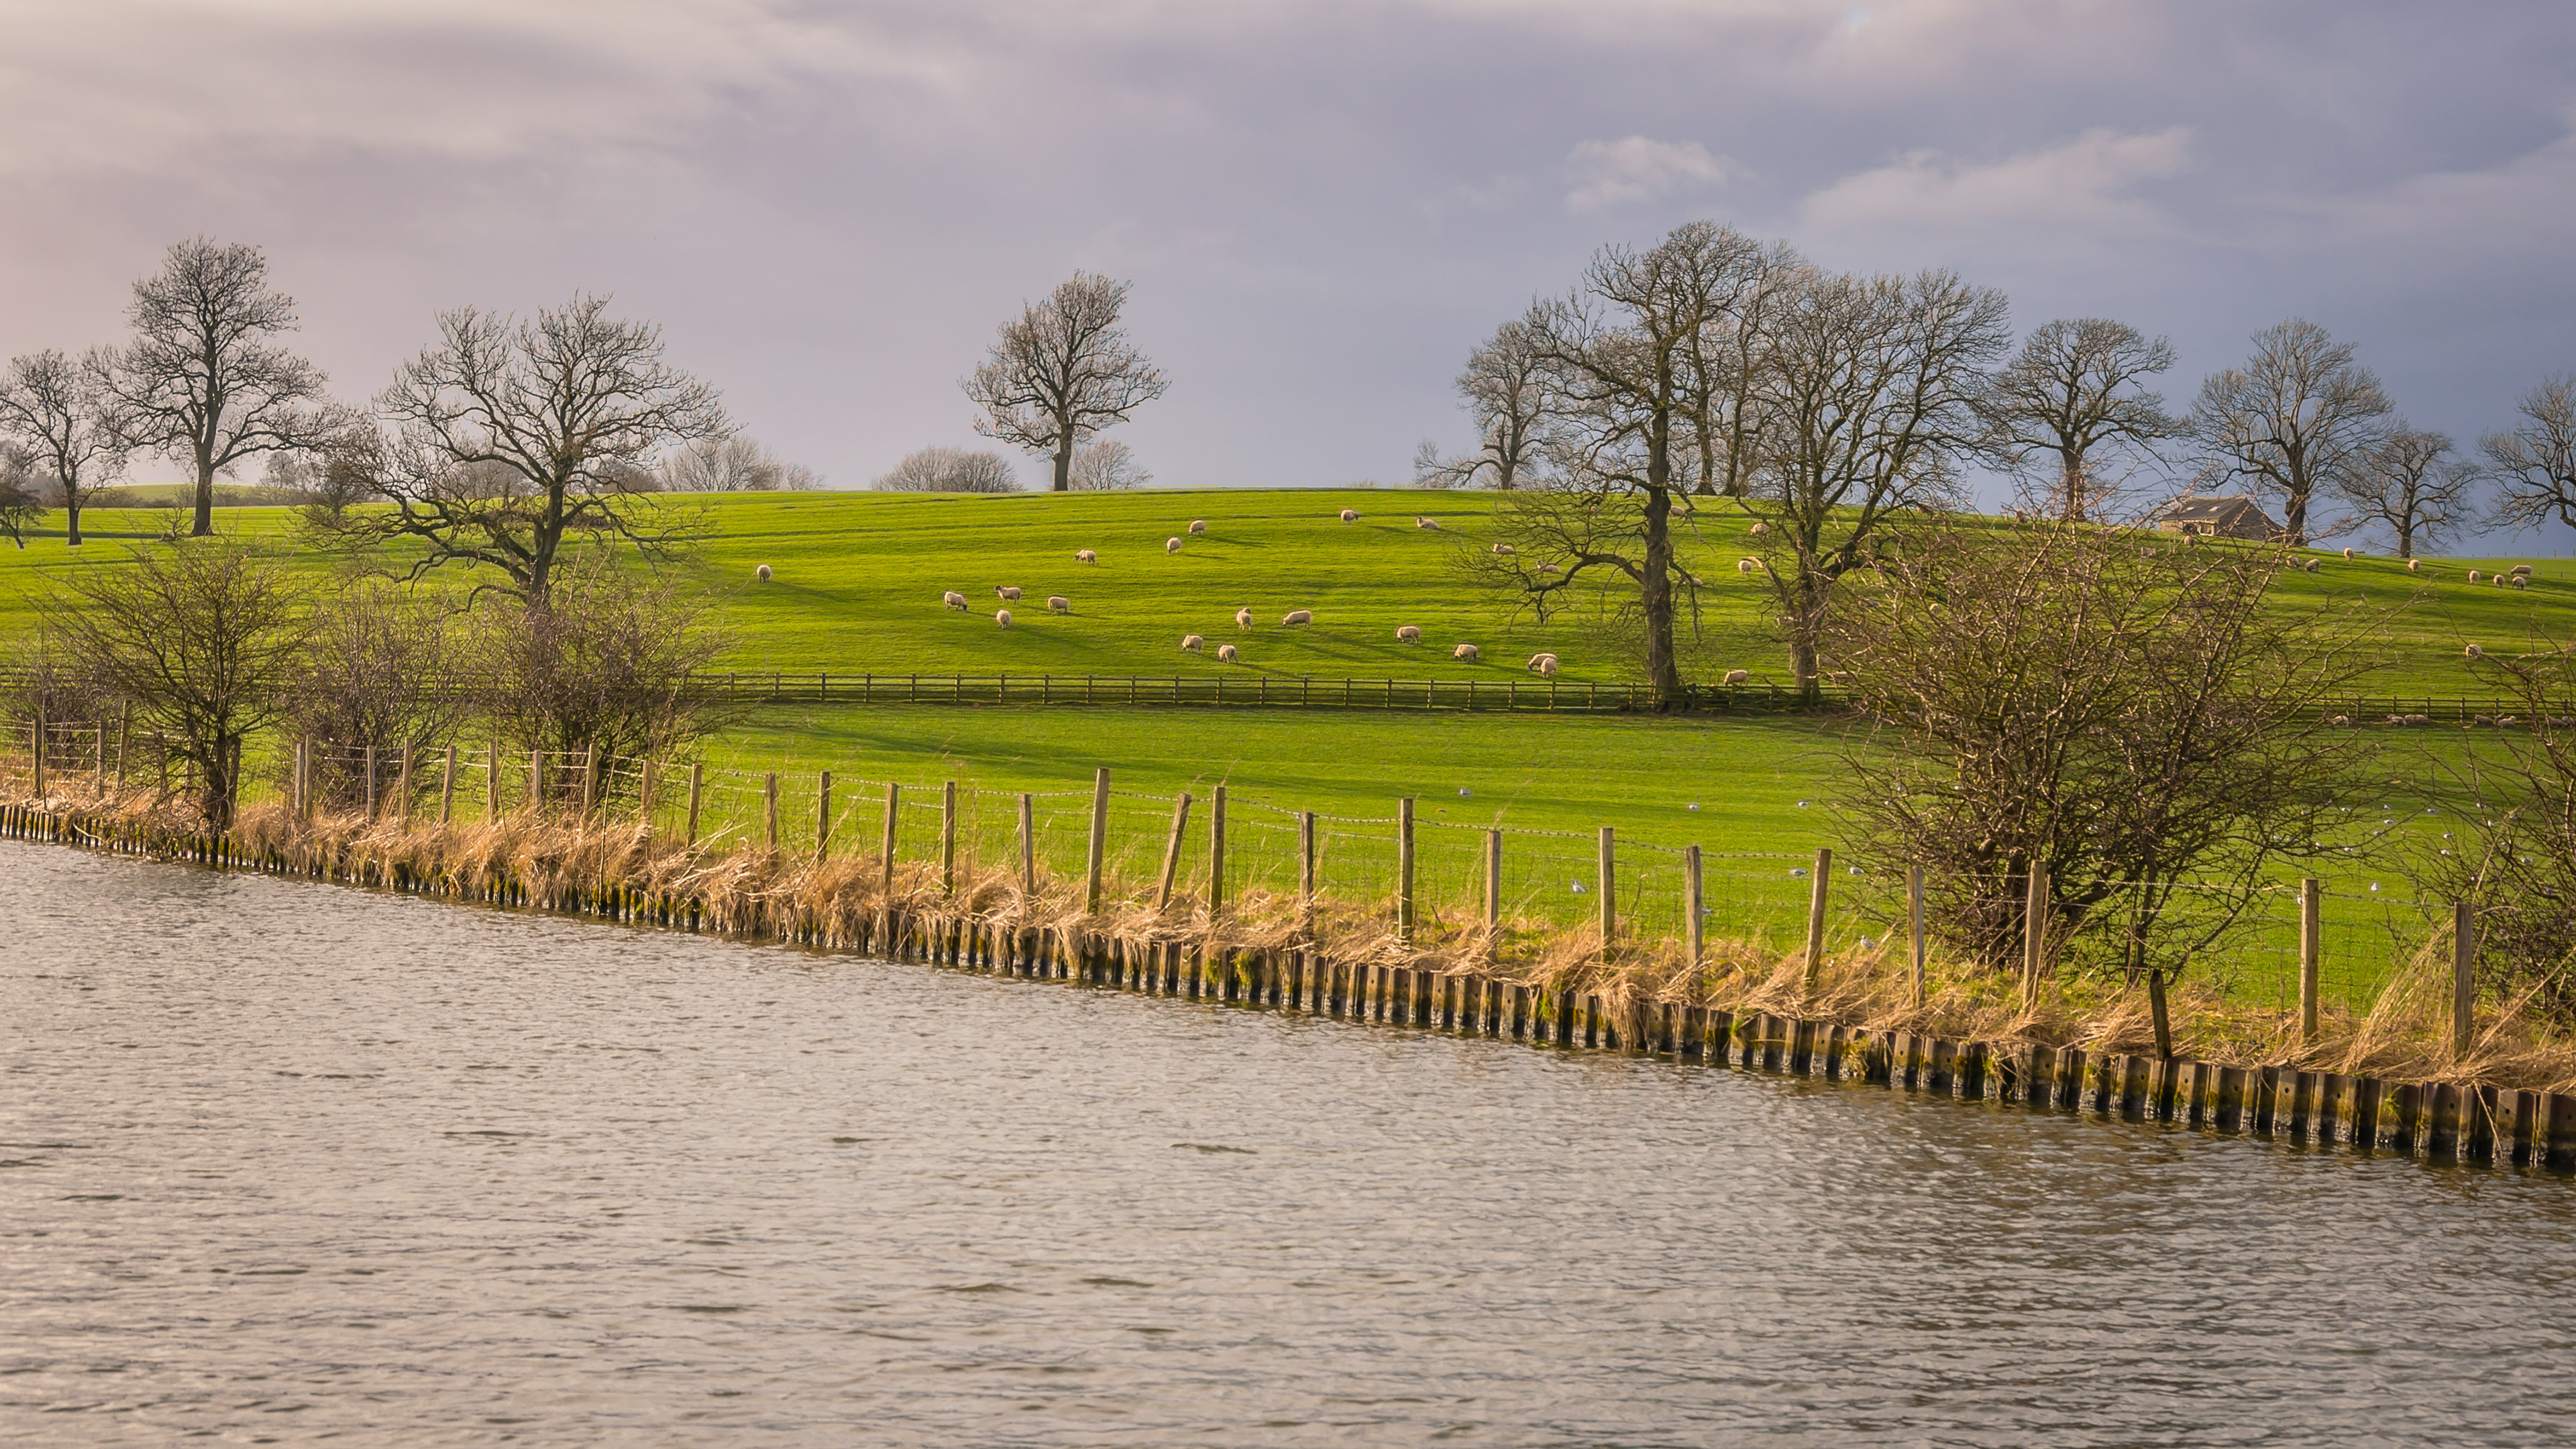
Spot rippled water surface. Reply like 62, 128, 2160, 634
7, 839, 2576, 1446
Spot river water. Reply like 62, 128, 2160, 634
4, 838, 2575, 1446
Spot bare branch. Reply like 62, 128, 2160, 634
963, 272, 1167, 492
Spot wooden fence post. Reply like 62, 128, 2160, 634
1018, 792, 1036, 898
486, 739, 499, 824
879, 782, 899, 891
528, 749, 543, 814
441, 745, 457, 824
1086, 767, 1110, 913
91, 722, 103, 796
816, 770, 834, 861
1157, 793, 1194, 909
1397, 796, 1415, 946
1210, 784, 1227, 916
1299, 810, 1318, 941
1597, 826, 1615, 961
1801, 845, 1832, 991
2300, 877, 2322, 1043
1684, 843, 1703, 967
2455, 901, 2477, 1057
363, 745, 378, 819
761, 772, 778, 850
941, 781, 958, 896
685, 762, 704, 845
396, 745, 414, 823
115, 700, 129, 793
639, 759, 657, 828
2021, 863, 2050, 1008
1909, 864, 1927, 1008
580, 749, 596, 816
1487, 828, 1505, 936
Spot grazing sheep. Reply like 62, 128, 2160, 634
1415, 516, 1440, 531
1538, 562, 1562, 575
1737, 558, 1757, 573
2407, 558, 2422, 571
2341, 547, 2355, 559
1180, 634, 1205, 653
2513, 563, 2535, 575
755, 563, 773, 582
943, 590, 969, 611
1281, 609, 1313, 627
2513, 576, 2530, 589
1452, 643, 1480, 661
1748, 522, 1769, 537
2408, 713, 2430, 725
2498, 573, 2512, 586
2467, 643, 2485, 659
1217, 643, 1240, 663
2330, 714, 2352, 727
1491, 543, 1515, 555
1188, 519, 1209, 536
1235, 606, 1254, 631
1165, 537, 1183, 554
1338, 508, 1360, 522
2469, 569, 2483, 582
2502, 715, 2521, 727
1395, 625, 1421, 643
996, 585, 1022, 600
2386, 715, 2408, 727
2302, 558, 2320, 573
1722, 668, 1751, 686
2473, 714, 2496, 727
996, 608, 1013, 629
1075, 548, 1097, 564
1046, 595, 1071, 614
1527, 652, 1560, 678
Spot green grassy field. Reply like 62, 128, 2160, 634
0, 487, 2569, 694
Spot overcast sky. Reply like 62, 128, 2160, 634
2, 1, 2571, 537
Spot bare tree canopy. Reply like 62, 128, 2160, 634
0, 348, 125, 546
2188, 318, 2392, 545
2335, 425, 2474, 559
1744, 267, 2010, 698
0, 445, 47, 549
872, 445, 1022, 493
1976, 317, 2178, 524
91, 238, 333, 539
346, 294, 730, 608
963, 272, 1167, 492
659, 435, 822, 492
1452, 318, 1556, 491
1068, 437, 1149, 491
2481, 376, 2576, 537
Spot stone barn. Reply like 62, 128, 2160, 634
2153, 494, 2279, 541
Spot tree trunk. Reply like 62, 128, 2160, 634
1640, 485, 1681, 708
64, 492, 82, 547
2282, 484, 2309, 546
2061, 455, 2086, 525
1053, 431, 1074, 492
193, 445, 217, 537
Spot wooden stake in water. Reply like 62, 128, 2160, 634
1210, 784, 1228, 916
2300, 877, 2322, 1044
1684, 843, 1703, 967
686, 762, 704, 845
1397, 796, 1416, 946
1801, 846, 1832, 991
1157, 793, 1193, 910
1909, 865, 1927, 1008
2455, 901, 2477, 1058
816, 770, 834, 861
941, 780, 958, 896
2147, 965, 2174, 1060
764, 772, 780, 851
1086, 767, 1110, 913
1597, 826, 1615, 961
1017, 792, 1036, 898
1299, 810, 1318, 941
441, 745, 458, 824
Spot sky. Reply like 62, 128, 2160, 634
1, 0, 2571, 543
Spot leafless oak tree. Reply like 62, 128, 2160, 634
872, 446, 1022, 493
347, 295, 729, 609
0, 446, 46, 549
1684, 238, 1805, 499
2189, 318, 2392, 545
1069, 437, 1150, 491
2481, 376, 2576, 539
2335, 425, 2473, 559
91, 239, 333, 539
1743, 268, 2010, 700
963, 272, 1167, 492
659, 435, 821, 492
1451, 318, 1556, 491
1976, 318, 2178, 525
0, 348, 125, 546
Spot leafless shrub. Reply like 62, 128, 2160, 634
280, 577, 472, 812
1068, 437, 1149, 492
660, 435, 822, 492
0, 444, 48, 549
872, 446, 1022, 494
2424, 641, 2576, 1024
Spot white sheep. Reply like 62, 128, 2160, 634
2341, 547, 2355, 559
1338, 508, 1360, 522
1452, 643, 1480, 661
1165, 537, 1183, 554
1234, 606, 1254, 632
1188, 519, 1208, 536
1075, 548, 1097, 564
2330, 714, 2351, 727
1217, 643, 1240, 663
1748, 521, 1769, 537
1723, 668, 1750, 686
2466, 643, 2484, 659
1527, 652, 1559, 678
943, 590, 969, 611
2473, 714, 2496, 728
2513, 564, 2534, 575
1415, 517, 1440, 531
2469, 569, 2484, 582
2513, 576, 2530, 589
2497, 574, 2512, 586
755, 564, 773, 582
996, 608, 1013, 629
1180, 634, 1204, 653
1046, 595, 1071, 614
1281, 609, 1313, 627
996, 585, 1022, 600
1395, 625, 1421, 643
1737, 558, 1757, 573
2408, 713, 2430, 725
2407, 558, 2422, 571
1538, 562, 1562, 575
1491, 543, 1515, 555
2302, 558, 2320, 573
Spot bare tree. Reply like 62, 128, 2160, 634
1976, 318, 2178, 525
2334, 425, 2474, 559
2189, 318, 2392, 545
1452, 318, 1556, 491
1685, 238, 1806, 499
91, 239, 333, 539
2429, 637, 2576, 1024
0, 348, 125, 546
345, 295, 729, 609
42, 542, 308, 828
280, 577, 472, 812
1825, 517, 2377, 979
0, 445, 47, 549
1476, 222, 1772, 706
963, 272, 1167, 492
872, 446, 1022, 493
1743, 268, 2010, 700
659, 435, 822, 492
2481, 376, 2576, 539
1069, 437, 1150, 491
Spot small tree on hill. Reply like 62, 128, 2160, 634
963, 272, 1167, 492
0, 348, 126, 546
